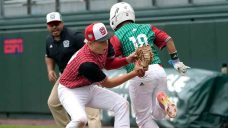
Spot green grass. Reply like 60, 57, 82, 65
0, 125, 55, 128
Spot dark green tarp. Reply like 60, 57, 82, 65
101, 68, 228, 128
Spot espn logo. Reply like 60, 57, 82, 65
4, 38, 23, 54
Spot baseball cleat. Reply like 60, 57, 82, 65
157, 92, 177, 118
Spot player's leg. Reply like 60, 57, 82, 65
87, 85, 130, 128
128, 77, 159, 128
128, 64, 176, 127
58, 84, 90, 128
47, 77, 70, 128
151, 64, 177, 119
85, 107, 102, 128
156, 91, 177, 118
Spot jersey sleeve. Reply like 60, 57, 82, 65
45, 37, 51, 58
78, 62, 106, 83
151, 25, 171, 50
107, 41, 115, 59
110, 35, 123, 57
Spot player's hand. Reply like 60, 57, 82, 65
126, 52, 137, 63
134, 61, 146, 77
169, 59, 190, 75
48, 70, 57, 83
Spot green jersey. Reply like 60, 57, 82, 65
114, 23, 161, 72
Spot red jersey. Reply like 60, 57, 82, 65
59, 44, 108, 88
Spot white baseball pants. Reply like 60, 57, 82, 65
128, 64, 168, 128
58, 84, 130, 128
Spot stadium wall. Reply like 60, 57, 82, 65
0, 4, 228, 120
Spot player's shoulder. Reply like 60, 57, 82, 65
110, 35, 121, 44
63, 27, 74, 36
45, 34, 53, 44
64, 27, 83, 37
138, 23, 152, 27
110, 35, 118, 40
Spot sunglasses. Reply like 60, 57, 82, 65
47, 21, 61, 27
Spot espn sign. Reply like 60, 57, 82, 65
4, 38, 24, 54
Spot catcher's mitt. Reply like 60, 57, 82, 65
135, 45, 153, 70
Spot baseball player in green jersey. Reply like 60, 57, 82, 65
109, 2, 190, 128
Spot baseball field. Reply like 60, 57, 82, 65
0, 119, 55, 128
0, 126, 55, 128
0, 119, 114, 128
0, 125, 114, 128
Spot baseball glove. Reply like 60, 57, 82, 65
135, 45, 153, 70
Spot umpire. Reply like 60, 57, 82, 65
45, 12, 102, 128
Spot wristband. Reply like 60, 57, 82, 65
170, 51, 179, 60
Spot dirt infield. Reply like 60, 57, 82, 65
0, 118, 114, 128
0, 119, 55, 126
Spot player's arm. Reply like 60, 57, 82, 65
105, 41, 136, 70
79, 62, 143, 88
151, 26, 177, 54
101, 70, 141, 88
151, 25, 170, 50
151, 25, 181, 58
109, 35, 123, 57
45, 41, 57, 83
166, 38, 178, 54
45, 55, 57, 83
166, 39, 190, 74
151, 25, 190, 74
105, 57, 128, 70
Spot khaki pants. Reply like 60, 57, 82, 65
47, 78, 102, 128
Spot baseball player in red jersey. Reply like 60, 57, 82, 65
58, 22, 145, 128
109, 2, 190, 128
